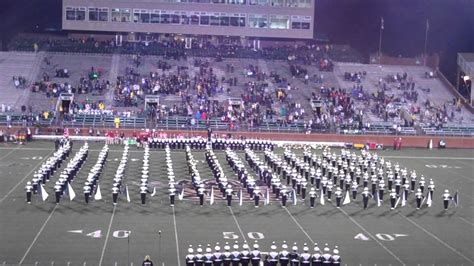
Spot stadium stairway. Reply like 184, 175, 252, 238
104, 53, 121, 107
14, 51, 46, 110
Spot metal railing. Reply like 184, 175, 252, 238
2, 113, 474, 137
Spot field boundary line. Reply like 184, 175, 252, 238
99, 205, 116, 266
19, 204, 58, 265
397, 211, 473, 264
0, 146, 21, 161
383, 156, 474, 160
0, 150, 53, 204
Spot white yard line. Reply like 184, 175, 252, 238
397, 212, 473, 264
99, 206, 116, 266
282, 207, 315, 244
0, 147, 145, 153
19, 204, 58, 265
228, 206, 249, 244
337, 208, 406, 266
0, 151, 53, 204
414, 159, 474, 201
0, 147, 52, 151
383, 156, 474, 160
0, 146, 21, 160
419, 158, 473, 183
458, 217, 474, 227
172, 206, 182, 266
456, 160, 474, 167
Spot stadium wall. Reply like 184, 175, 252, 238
62, 0, 315, 39
2, 126, 473, 149
369, 54, 439, 70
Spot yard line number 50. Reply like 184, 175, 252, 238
223, 232, 265, 240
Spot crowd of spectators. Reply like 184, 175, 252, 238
5, 35, 472, 135
0, 110, 55, 127
31, 67, 109, 97
113, 58, 221, 108
9, 36, 364, 63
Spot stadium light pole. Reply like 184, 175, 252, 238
128, 231, 131, 266
423, 19, 429, 66
158, 230, 162, 264
378, 17, 384, 65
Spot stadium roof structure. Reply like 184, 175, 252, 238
458, 53, 474, 76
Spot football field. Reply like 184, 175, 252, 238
0, 141, 473, 266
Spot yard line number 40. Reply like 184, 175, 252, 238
354, 233, 407, 241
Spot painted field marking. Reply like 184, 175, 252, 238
415, 159, 474, 200
419, 158, 473, 183
354, 233, 370, 241
19, 204, 58, 265
397, 212, 473, 264
283, 207, 315, 244
99, 205, 116, 266
68, 230, 83, 234
0, 150, 53, 204
223, 231, 265, 240
87, 230, 103, 238
383, 155, 474, 161
425, 164, 461, 169
393, 234, 408, 237
458, 217, 474, 227
171, 206, 182, 266
337, 207, 406, 265
0, 147, 156, 154
20, 156, 44, 160
228, 206, 249, 244
355, 233, 408, 242
0, 146, 21, 160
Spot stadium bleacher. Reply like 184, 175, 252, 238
0, 113, 54, 127
421, 123, 474, 137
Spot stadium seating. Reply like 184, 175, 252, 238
0, 114, 54, 127
62, 114, 146, 129
421, 123, 474, 137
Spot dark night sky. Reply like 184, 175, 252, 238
1, 0, 473, 81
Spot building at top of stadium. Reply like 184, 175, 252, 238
62, 0, 315, 43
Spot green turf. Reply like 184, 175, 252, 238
0, 141, 472, 266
